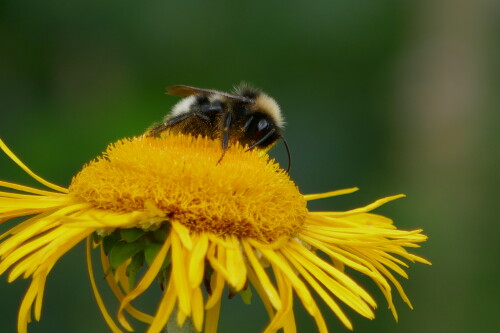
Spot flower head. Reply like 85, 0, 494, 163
0, 134, 430, 333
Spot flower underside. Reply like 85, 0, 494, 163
0, 134, 430, 333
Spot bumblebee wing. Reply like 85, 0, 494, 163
166, 85, 217, 97
166, 85, 254, 103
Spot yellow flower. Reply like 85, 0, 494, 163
0, 134, 430, 333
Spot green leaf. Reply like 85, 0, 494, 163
126, 252, 144, 289
144, 243, 171, 270
102, 231, 121, 255
240, 286, 253, 305
153, 226, 169, 243
120, 228, 146, 243
108, 241, 144, 270
158, 268, 171, 288
161, 253, 171, 270
144, 243, 162, 266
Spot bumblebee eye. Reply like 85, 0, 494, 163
257, 119, 269, 131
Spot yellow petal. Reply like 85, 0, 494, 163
246, 265, 275, 319
304, 187, 359, 201
118, 235, 171, 331
259, 248, 315, 315
242, 240, 282, 311
99, 248, 154, 324
263, 268, 294, 333
204, 296, 221, 333
188, 233, 209, 288
191, 287, 204, 332
205, 245, 226, 310
310, 194, 405, 217
0, 139, 68, 193
171, 229, 191, 316
86, 238, 123, 333
147, 277, 177, 333
224, 236, 247, 290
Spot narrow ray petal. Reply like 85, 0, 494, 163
260, 248, 315, 315
304, 187, 359, 201
99, 248, 154, 323
242, 240, 282, 310
118, 235, 171, 330
86, 238, 123, 333
204, 296, 221, 333
147, 276, 177, 333
224, 236, 247, 290
191, 287, 204, 332
205, 246, 226, 310
0, 139, 68, 193
246, 264, 275, 319
188, 233, 209, 288
263, 267, 294, 333
310, 194, 405, 217
171, 229, 191, 316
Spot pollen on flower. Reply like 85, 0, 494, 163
69, 134, 308, 243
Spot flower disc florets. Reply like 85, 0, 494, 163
69, 134, 307, 243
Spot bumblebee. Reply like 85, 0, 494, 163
147, 84, 291, 170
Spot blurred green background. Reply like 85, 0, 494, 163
1, 1, 498, 332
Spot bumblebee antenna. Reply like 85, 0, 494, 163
245, 131, 291, 173
280, 135, 291, 173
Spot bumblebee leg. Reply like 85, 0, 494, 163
221, 112, 232, 151
194, 112, 211, 121
166, 112, 196, 126
146, 122, 169, 137
196, 102, 223, 121
245, 128, 276, 151
217, 112, 233, 164
242, 115, 254, 131
146, 112, 195, 137
185, 102, 222, 122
